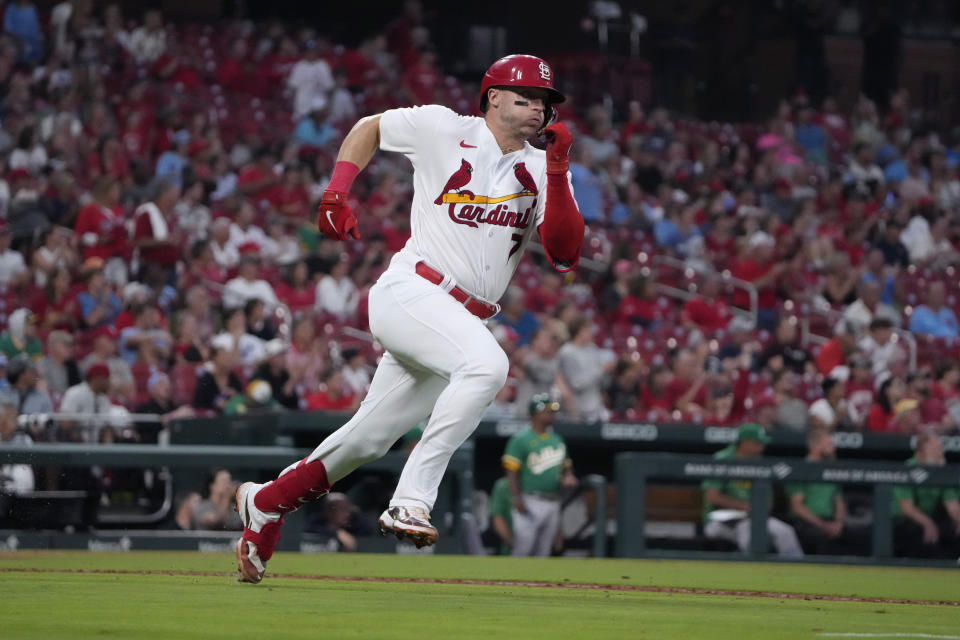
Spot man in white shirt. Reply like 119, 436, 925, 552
843, 280, 901, 335
287, 41, 335, 122
209, 217, 238, 269
0, 226, 28, 286
228, 202, 269, 253
222, 254, 280, 312
314, 258, 358, 318
233, 54, 584, 583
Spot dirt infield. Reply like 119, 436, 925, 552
2, 566, 958, 607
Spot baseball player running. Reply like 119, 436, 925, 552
234, 54, 584, 583
502, 393, 577, 556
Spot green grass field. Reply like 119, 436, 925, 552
1, 551, 958, 639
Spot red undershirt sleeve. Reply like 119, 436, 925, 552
538, 172, 584, 272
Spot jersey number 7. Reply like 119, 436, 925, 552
508, 233, 523, 260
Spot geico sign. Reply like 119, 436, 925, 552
601, 423, 659, 441
831, 432, 864, 449
704, 427, 738, 444
909, 435, 960, 452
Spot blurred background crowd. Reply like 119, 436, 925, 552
0, 0, 957, 464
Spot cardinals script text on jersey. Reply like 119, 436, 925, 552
379, 105, 574, 304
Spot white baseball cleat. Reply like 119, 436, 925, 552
378, 506, 439, 548
234, 482, 283, 584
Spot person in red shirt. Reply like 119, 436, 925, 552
274, 166, 311, 221
275, 261, 316, 318
236, 149, 281, 211
305, 368, 358, 412
866, 372, 907, 433
612, 274, 667, 328
729, 231, 785, 330
662, 348, 708, 415
815, 319, 857, 376
133, 178, 182, 280
637, 365, 674, 421
216, 39, 257, 95
403, 48, 442, 105
681, 277, 732, 332
74, 177, 128, 263
526, 271, 563, 315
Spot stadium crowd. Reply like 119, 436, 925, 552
0, 0, 958, 464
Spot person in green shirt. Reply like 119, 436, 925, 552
502, 393, 576, 557
787, 429, 868, 555
892, 434, 960, 558
0, 309, 43, 360
701, 423, 804, 558
487, 476, 513, 555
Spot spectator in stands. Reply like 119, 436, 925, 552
701, 423, 803, 558
77, 266, 122, 329
730, 231, 784, 330
127, 9, 165, 64
926, 361, 960, 433
209, 217, 239, 269
293, 97, 336, 149
191, 468, 242, 531
909, 281, 958, 339
496, 286, 540, 347
0, 308, 41, 359
215, 307, 266, 371
681, 277, 732, 332
192, 336, 242, 414
808, 367, 849, 431
0, 224, 28, 287
558, 318, 616, 422
6, 353, 52, 416
254, 339, 299, 410
612, 274, 666, 329
859, 317, 905, 377
133, 178, 182, 280
845, 356, 876, 429
788, 429, 866, 555
844, 142, 884, 197
315, 256, 359, 320
867, 372, 908, 433
228, 200, 269, 250
276, 261, 317, 318
771, 368, 809, 432
286, 318, 325, 395
663, 348, 708, 416
119, 304, 173, 366
287, 40, 335, 122
36, 330, 79, 396
79, 325, 133, 401
755, 315, 810, 376
872, 220, 910, 268
815, 319, 857, 376
604, 358, 644, 419
135, 371, 195, 433
502, 394, 576, 557
599, 259, 634, 314
860, 247, 897, 304
222, 253, 279, 312
3, 0, 43, 62
514, 327, 569, 416
892, 434, 960, 558
569, 145, 603, 223
59, 363, 113, 443
341, 347, 372, 398
305, 368, 358, 412
73, 178, 127, 284
309, 491, 371, 552
843, 280, 901, 335
0, 388, 34, 493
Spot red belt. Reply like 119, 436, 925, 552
414, 261, 499, 320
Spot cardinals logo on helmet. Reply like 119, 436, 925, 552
434, 159, 474, 205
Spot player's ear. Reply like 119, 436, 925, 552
487, 87, 501, 109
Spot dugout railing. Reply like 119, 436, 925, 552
615, 452, 960, 566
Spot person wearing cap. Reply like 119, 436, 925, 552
0, 387, 34, 495
729, 231, 786, 331
787, 429, 867, 555
502, 394, 576, 557
6, 353, 53, 418
0, 308, 42, 360
891, 434, 960, 558
79, 325, 134, 403
36, 330, 80, 396
702, 423, 804, 558
58, 362, 114, 443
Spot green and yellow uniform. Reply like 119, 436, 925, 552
0, 332, 42, 360
786, 481, 841, 519
488, 477, 513, 555
891, 457, 960, 517
502, 427, 570, 496
701, 445, 753, 523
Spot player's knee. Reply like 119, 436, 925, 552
348, 434, 394, 464
470, 348, 510, 392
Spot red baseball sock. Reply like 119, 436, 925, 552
254, 457, 331, 515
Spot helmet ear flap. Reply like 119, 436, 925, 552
537, 104, 558, 137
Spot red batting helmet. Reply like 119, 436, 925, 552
479, 55, 565, 131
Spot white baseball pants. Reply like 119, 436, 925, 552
704, 517, 804, 558
304, 267, 508, 512
511, 495, 561, 557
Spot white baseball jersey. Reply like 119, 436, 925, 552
379, 105, 575, 303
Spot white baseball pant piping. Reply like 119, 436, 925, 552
303, 267, 508, 512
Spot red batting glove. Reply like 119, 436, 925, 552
543, 122, 573, 175
317, 190, 360, 241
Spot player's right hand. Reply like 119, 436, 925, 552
543, 122, 573, 174
317, 189, 360, 241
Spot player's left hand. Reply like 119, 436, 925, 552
543, 122, 573, 174
317, 189, 360, 241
